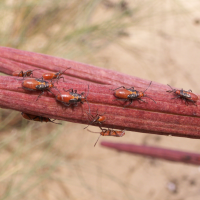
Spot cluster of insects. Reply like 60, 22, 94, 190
13, 68, 199, 146
13, 68, 124, 146
111, 82, 199, 107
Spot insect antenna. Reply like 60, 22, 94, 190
166, 84, 176, 93
143, 81, 152, 94
144, 95, 157, 104
60, 67, 71, 75
142, 81, 156, 103
84, 123, 92, 129
94, 134, 101, 147
87, 129, 100, 134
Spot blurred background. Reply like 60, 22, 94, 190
0, 0, 200, 199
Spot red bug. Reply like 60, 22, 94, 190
88, 128, 125, 147
20, 78, 55, 101
111, 81, 156, 108
55, 85, 90, 111
84, 110, 106, 129
166, 84, 198, 106
42, 67, 70, 83
12, 69, 41, 79
21, 113, 61, 124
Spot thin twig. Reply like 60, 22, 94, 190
101, 141, 200, 165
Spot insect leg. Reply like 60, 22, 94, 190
49, 119, 62, 125
110, 86, 126, 91
123, 100, 133, 109
36, 91, 44, 101
63, 88, 73, 92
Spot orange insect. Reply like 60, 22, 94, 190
12, 69, 41, 79
21, 113, 61, 124
42, 67, 70, 83
84, 110, 106, 129
55, 85, 90, 112
20, 78, 55, 100
88, 128, 125, 147
111, 81, 156, 108
166, 84, 198, 106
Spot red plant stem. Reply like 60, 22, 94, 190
0, 46, 164, 88
0, 47, 199, 118
1, 76, 200, 138
0, 47, 200, 139
101, 141, 200, 165
0, 56, 91, 84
